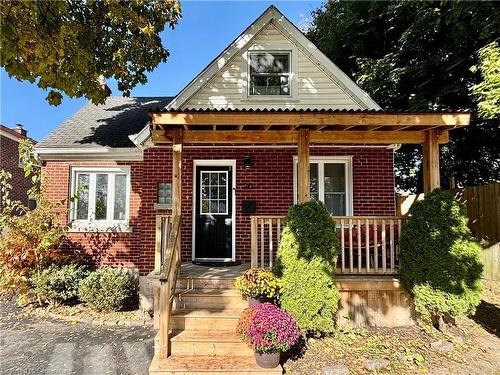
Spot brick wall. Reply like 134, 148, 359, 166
43, 146, 395, 275
0, 134, 32, 210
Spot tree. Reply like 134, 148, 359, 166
0, 141, 80, 302
471, 41, 500, 120
399, 190, 483, 328
307, 1, 499, 192
274, 201, 340, 336
0, 0, 181, 105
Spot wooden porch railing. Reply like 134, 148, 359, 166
250, 215, 407, 275
157, 214, 181, 359
154, 215, 172, 273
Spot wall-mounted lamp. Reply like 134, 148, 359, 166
243, 154, 252, 169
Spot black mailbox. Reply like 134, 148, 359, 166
242, 200, 257, 214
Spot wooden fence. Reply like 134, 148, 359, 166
397, 183, 500, 245
482, 242, 500, 281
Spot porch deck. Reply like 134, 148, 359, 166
179, 262, 250, 279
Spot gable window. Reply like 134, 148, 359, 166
294, 156, 353, 216
249, 52, 290, 96
71, 167, 130, 230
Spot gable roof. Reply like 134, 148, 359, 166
37, 97, 172, 149
166, 5, 380, 111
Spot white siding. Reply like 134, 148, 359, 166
183, 23, 361, 110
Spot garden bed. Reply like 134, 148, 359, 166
284, 280, 500, 374
25, 303, 152, 327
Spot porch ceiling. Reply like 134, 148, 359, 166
149, 109, 470, 145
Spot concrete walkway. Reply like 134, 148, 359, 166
0, 302, 154, 375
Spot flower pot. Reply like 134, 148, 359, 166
254, 351, 280, 368
247, 296, 273, 307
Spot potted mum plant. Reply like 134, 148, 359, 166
234, 268, 280, 306
236, 303, 301, 368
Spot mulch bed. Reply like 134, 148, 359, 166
24, 303, 153, 327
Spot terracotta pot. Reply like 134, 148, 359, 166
254, 351, 280, 368
247, 296, 272, 307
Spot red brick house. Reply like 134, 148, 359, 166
35, 6, 469, 373
0, 124, 36, 211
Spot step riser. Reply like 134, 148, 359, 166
150, 369, 279, 375
171, 316, 239, 332
173, 295, 247, 310
176, 278, 236, 290
170, 341, 253, 357
154, 336, 252, 358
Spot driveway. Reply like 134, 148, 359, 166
0, 302, 154, 375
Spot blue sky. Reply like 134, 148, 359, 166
0, 1, 322, 141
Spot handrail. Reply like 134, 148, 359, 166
154, 215, 171, 274
158, 214, 181, 360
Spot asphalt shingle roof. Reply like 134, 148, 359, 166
38, 97, 173, 148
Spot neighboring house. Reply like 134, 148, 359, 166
0, 124, 36, 211
35, 6, 470, 374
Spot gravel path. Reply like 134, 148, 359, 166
0, 302, 154, 375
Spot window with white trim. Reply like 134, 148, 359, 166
71, 167, 130, 228
294, 157, 353, 216
248, 52, 291, 96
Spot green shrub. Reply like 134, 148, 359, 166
78, 267, 138, 312
400, 189, 483, 325
29, 263, 90, 306
274, 200, 341, 336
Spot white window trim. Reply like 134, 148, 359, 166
241, 43, 298, 101
69, 166, 132, 232
293, 156, 353, 216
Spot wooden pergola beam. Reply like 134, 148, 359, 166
298, 129, 310, 203
423, 129, 440, 193
150, 112, 470, 128
151, 129, 449, 145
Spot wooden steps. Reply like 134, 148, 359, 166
170, 307, 242, 332
149, 355, 282, 375
150, 274, 283, 374
174, 289, 247, 310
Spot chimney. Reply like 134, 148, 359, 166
98, 76, 112, 98
13, 123, 27, 137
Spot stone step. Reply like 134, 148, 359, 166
149, 355, 282, 375
173, 289, 248, 310
168, 330, 252, 357
170, 308, 242, 332
176, 277, 237, 290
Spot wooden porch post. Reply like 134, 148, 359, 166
171, 128, 183, 217
423, 129, 440, 193
158, 128, 183, 360
298, 128, 310, 203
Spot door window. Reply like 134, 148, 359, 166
200, 171, 228, 215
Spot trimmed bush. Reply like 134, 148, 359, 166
29, 263, 90, 306
400, 189, 483, 325
274, 200, 341, 336
78, 267, 138, 312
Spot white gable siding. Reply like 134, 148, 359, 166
183, 23, 361, 110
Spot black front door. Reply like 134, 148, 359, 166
194, 166, 233, 260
